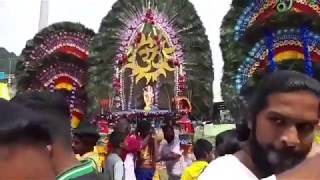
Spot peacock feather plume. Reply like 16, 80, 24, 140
15, 22, 95, 128
88, 0, 213, 120
221, 0, 320, 118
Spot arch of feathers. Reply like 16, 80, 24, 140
221, 0, 320, 118
15, 22, 95, 128
87, 0, 213, 120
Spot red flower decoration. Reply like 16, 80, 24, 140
122, 54, 128, 63
144, 10, 155, 25
168, 59, 174, 67
135, 32, 142, 44
100, 99, 110, 109
178, 75, 187, 93
112, 77, 121, 91
173, 60, 180, 66
98, 120, 109, 134
178, 75, 186, 83
146, 9, 153, 19
116, 54, 128, 66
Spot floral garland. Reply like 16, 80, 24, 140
92, 110, 186, 124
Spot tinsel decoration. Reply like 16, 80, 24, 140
15, 22, 95, 128
265, 30, 277, 72
301, 25, 314, 76
221, 0, 320, 119
97, 110, 185, 122
20, 22, 94, 71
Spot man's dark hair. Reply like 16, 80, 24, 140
246, 71, 320, 177
136, 120, 151, 134
73, 133, 99, 147
113, 118, 130, 134
161, 124, 174, 132
215, 129, 241, 156
0, 99, 52, 146
235, 81, 255, 141
193, 139, 213, 160
11, 91, 71, 146
248, 70, 320, 133
73, 120, 100, 147
109, 131, 125, 148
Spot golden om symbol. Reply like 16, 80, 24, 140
125, 32, 175, 84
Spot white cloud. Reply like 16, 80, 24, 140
48, 0, 115, 32
0, 0, 40, 54
190, 0, 232, 102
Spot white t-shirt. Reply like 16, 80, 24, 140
124, 153, 136, 180
105, 153, 124, 180
199, 155, 277, 180
161, 137, 186, 177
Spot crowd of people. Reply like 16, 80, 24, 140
104, 114, 241, 180
1, 70, 320, 180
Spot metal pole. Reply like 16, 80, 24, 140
38, 0, 49, 31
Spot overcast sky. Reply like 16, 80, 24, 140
0, 0, 232, 102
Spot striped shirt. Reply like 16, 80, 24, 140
76, 151, 103, 172
56, 159, 98, 180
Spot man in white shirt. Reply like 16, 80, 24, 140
200, 71, 320, 180
105, 132, 125, 180
158, 125, 185, 180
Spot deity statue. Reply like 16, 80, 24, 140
143, 85, 154, 112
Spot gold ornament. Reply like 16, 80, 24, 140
143, 85, 154, 112
125, 32, 175, 84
